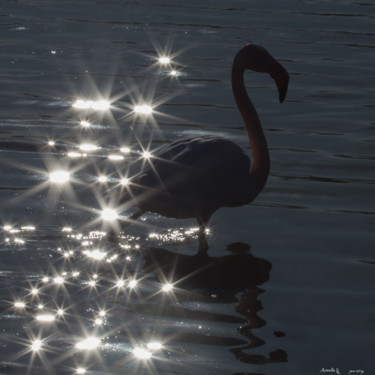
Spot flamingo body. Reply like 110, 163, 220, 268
131, 135, 255, 222
120, 44, 289, 253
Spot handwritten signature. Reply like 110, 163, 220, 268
320, 368, 364, 375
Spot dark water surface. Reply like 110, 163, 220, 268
1, 1, 374, 374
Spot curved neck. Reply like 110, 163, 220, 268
232, 65, 270, 197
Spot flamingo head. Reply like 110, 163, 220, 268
234, 44, 289, 103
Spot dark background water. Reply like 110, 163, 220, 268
0, 1, 374, 374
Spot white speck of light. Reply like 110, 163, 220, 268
162, 283, 173, 292
48, 140, 55, 146
67, 152, 82, 158
147, 341, 163, 351
120, 147, 130, 153
128, 279, 137, 289
142, 151, 152, 159
79, 143, 98, 152
14, 301, 26, 308
80, 120, 90, 127
53, 276, 64, 285
98, 176, 107, 183
31, 288, 39, 295
169, 70, 178, 77
76, 337, 100, 350
91, 100, 110, 110
133, 347, 152, 360
94, 318, 103, 326
159, 56, 171, 64
73, 99, 110, 111
76, 368, 87, 374
21, 226, 35, 231
73, 100, 91, 109
84, 249, 106, 260
134, 104, 153, 115
57, 309, 64, 316
36, 314, 55, 322
108, 154, 124, 161
120, 178, 129, 186
62, 227, 72, 232
31, 339, 42, 352
49, 171, 70, 183
101, 209, 118, 221
116, 279, 125, 288
98, 310, 106, 317
3, 225, 12, 231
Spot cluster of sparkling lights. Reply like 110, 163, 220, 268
157, 55, 180, 77
148, 227, 208, 244
3, 224, 36, 246
4, 224, 191, 372
41, 54, 185, 236
44, 55, 181, 197
2, 45, 207, 374
46, 142, 154, 195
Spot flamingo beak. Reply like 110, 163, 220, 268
271, 61, 289, 103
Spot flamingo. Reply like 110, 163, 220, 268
119, 44, 289, 254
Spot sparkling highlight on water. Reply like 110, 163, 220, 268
76, 336, 101, 350
31, 339, 42, 352
73, 100, 110, 111
101, 209, 118, 221
49, 171, 70, 183
134, 104, 153, 115
36, 314, 55, 322
133, 347, 152, 360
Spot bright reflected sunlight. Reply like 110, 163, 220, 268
133, 104, 153, 115
101, 208, 118, 221
3, 38, 204, 375
49, 171, 70, 183
73, 99, 110, 111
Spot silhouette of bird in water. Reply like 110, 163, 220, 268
119, 44, 289, 254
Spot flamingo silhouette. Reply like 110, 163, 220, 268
119, 44, 289, 254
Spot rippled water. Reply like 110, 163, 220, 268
1, 1, 374, 374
